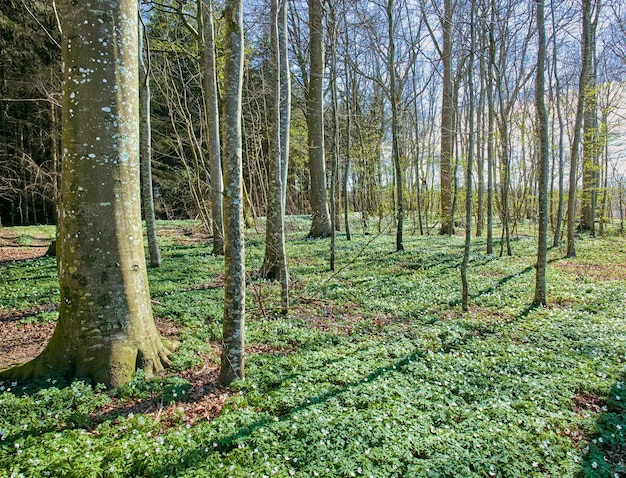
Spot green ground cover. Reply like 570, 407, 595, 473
1, 219, 625, 477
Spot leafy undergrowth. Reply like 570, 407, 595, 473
1, 220, 625, 477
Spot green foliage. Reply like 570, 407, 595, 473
1, 221, 626, 476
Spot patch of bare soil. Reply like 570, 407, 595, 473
96, 349, 228, 428
0, 232, 52, 264
0, 321, 56, 369
572, 391, 607, 416
555, 261, 626, 281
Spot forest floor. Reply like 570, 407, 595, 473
1, 219, 626, 477
0, 225, 228, 428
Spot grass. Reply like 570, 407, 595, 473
1, 218, 625, 477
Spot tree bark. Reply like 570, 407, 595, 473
387, 0, 404, 251
439, 0, 455, 236
219, 0, 246, 386
139, 18, 162, 269
566, 0, 596, 258
534, 0, 549, 306
200, 0, 225, 255
1, 0, 176, 388
579, 2, 599, 235
306, 0, 332, 238
261, 0, 290, 314
461, 0, 476, 312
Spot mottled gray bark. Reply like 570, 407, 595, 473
306, 0, 332, 238
219, 0, 245, 386
1, 0, 176, 387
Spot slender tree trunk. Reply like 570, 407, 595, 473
343, 41, 352, 242
534, 0, 549, 306
139, 18, 162, 268
220, 0, 245, 386
200, 0, 224, 255
439, 0, 455, 236
261, 0, 290, 314
486, 0, 495, 254
329, 1, 340, 270
387, 0, 404, 251
306, 0, 331, 238
461, 0, 476, 312
551, 0, 565, 247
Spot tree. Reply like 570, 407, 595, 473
139, 17, 162, 268
261, 0, 290, 313
219, 0, 246, 386
439, 0, 455, 236
579, 0, 600, 235
534, 0, 549, 306
306, 0, 332, 238
199, 0, 225, 255
566, 0, 597, 258
461, 0, 476, 312
0, 0, 176, 387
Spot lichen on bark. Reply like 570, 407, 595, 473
0, 0, 177, 388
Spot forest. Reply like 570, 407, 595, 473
1, 0, 626, 476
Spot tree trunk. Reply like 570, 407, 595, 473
551, 0, 565, 247
566, 0, 596, 258
579, 4, 599, 235
461, 0, 476, 312
387, 0, 404, 251
139, 18, 162, 269
219, 0, 245, 387
200, 0, 224, 255
486, 0, 496, 254
439, 0, 455, 236
306, 0, 331, 238
261, 0, 290, 315
534, 0, 549, 306
1, 0, 176, 388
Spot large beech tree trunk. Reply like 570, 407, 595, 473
1, 0, 176, 388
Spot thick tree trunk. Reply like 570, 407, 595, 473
1, 0, 176, 388
306, 0, 332, 238
220, 0, 245, 387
